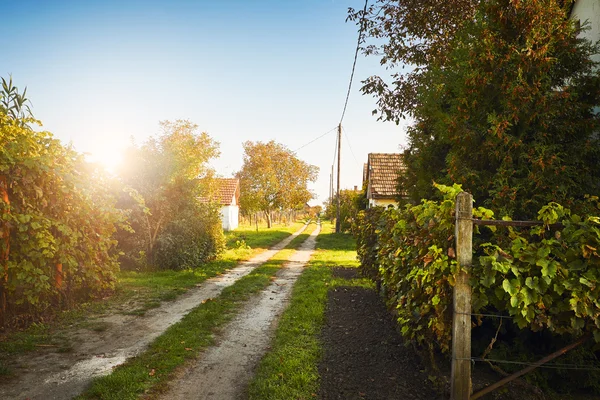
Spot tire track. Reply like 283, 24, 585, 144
158, 222, 321, 400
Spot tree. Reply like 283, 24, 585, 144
237, 141, 318, 228
116, 120, 224, 270
355, 0, 600, 217
348, 0, 478, 122
323, 188, 366, 234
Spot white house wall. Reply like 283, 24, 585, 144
368, 198, 398, 209
572, 0, 600, 64
220, 205, 239, 231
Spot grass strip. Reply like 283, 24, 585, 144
77, 222, 315, 400
247, 221, 372, 400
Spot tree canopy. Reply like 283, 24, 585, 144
236, 141, 318, 228
116, 120, 224, 270
348, 0, 478, 121
354, 0, 600, 217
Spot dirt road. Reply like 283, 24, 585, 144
0, 223, 309, 400
158, 222, 319, 399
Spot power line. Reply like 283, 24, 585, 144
341, 126, 360, 166
294, 126, 338, 152
339, 0, 369, 125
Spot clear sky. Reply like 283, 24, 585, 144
1, 0, 409, 205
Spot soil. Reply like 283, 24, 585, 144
157, 223, 320, 400
318, 282, 442, 400
318, 267, 598, 400
0, 224, 309, 400
331, 266, 360, 280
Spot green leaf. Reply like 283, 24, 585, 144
540, 260, 557, 278
502, 278, 519, 296
537, 246, 551, 259
481, 272, 495, 288
521, 288, 536, 307
525, 277, 534, 289
579, 277, 594, 288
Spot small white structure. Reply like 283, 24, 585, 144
215, 178, 240, 231
571, 0, 600, 64
363, 153, 405, 209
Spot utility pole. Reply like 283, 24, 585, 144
335, 123, 342, 233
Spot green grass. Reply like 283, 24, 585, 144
0, 322, 72, 375
0, 322, 51, 355
0, 220, 307, 377
247, 221, 372, 400
76, 222, 315, 400
225, 221, 305, 251
111, 220, 307, 315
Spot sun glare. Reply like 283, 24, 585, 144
86, 146, 124, 174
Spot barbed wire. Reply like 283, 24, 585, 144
455, 357, 600, 372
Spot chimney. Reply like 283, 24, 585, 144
354, 185, 358, 191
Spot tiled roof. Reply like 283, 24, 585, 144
200, 178, 239, 205
215, 178, 239, 205
366, 153, 405, 199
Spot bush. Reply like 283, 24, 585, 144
355, 184, 600, 363
354, 207, 383, 282
113, 120, 224, 271
153, 204, 224, 271
0, 115, 124, 323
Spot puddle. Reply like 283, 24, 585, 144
158, 222, 320, 400
0, 223, 309, 400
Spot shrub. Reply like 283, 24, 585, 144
0, 115, 125, 323
356, 184, 600, 353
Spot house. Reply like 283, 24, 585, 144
363, 153, 405, 209
213, 178, 240, 231
571, 0, 600, 65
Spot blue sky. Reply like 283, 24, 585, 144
1, 0, 409, 205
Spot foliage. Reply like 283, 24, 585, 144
354, 0, 600, 218
0, 110, 124, 322
474, 199, 600, 339
236, 140, 318, 228
356, 184, 465, 352
115, 120, 224, 270
0, 75, 32, 120
354, 207, 383, 281
307, 205, 322, 219
356, 184, 600, 357
348, 0, 477, 121
324, 188, 365, 233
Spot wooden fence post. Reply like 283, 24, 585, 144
451, 191, 473, 400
